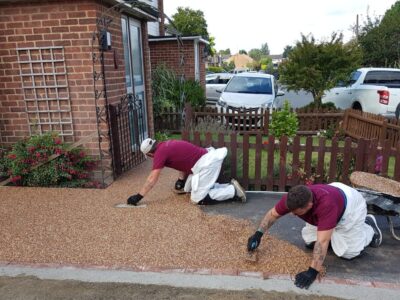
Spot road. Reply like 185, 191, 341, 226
276, 87, 314, 108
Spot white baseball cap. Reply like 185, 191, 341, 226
140, 138, 156, 154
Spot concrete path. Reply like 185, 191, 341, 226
0, 264, 399, 300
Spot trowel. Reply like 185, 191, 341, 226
114, 203, 147, 208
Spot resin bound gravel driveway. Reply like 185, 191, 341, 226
0, 160, 312, 276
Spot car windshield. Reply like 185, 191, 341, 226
224, 76, 272, 94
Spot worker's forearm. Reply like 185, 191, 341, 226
139, 177, 156, 196
310, 240, 329, 271
258, 209, 278, 233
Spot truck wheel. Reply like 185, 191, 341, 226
352, 102, 362, 111
396, 105, 400, 119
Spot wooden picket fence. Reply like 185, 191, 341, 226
341, 109, 400, 149
182, 131, 400, 191
154, 104, 344, 135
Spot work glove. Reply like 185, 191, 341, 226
294, 267, 319, 289
247, 230, 264, 251
127, 193, 143, 206
174, 178, 186, 190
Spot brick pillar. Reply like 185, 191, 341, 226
158, 0, 165, 36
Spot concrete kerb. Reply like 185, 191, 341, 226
0, 262, 399, 300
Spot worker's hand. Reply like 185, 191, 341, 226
294, 267, 319, 289
127, 193, 143, 206
174, 178, 186, 190
247, 230, 264, 251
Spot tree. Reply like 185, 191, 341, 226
170, 7, 215, 55
279, 33, 362, 106
219, 48, 231, 55
261, 43, 270, 55
282, 45, 293, 58
239, 49, 247, 55
358, 2, 400, 67
260, 57, 272, 71
248, 48, 263, 61
221, 61, 235, 71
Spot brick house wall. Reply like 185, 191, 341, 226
149, 39, 206, 88
0, 0, 155, 157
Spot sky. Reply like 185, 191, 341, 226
163, 0, 398, 55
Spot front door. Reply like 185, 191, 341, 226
121, 16, 148, 150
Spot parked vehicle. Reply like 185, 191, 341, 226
215, 72, 284, 128
322, 68, 400, 118
206, 73, 233, 106
216, 72, 284, 110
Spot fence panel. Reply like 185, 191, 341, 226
156, 105, 343, 135
181, 131, 400, 191
342, 109, 400, 148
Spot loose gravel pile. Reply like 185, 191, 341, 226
350, 171, 400, 196
0, 161, 312, 276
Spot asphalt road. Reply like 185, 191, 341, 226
276, 87, 314, 108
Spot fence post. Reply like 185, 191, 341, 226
108, 105, 122, 177
342, 109, 349, 133
184, 102, 193, 130
263, 109, 269, 135
379, 119, 388, 146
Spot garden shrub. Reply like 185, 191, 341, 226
152, 64, 206, 113
2, 132, 98, 188
300, 101, 338, 110
270, 100, 299, 139
207, 66, 225, 73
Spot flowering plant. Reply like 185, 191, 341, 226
2, 133, 98, 187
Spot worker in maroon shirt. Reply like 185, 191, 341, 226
126, 138, 246, 206
247, 183, 383, 289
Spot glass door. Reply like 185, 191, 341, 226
121, 16, 148, 151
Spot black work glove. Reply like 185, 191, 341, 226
174, 178, 186, 190
247, 230, 264, 251
294, 267, 319, 289
127, 193, 143, 206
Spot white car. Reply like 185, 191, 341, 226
206, 73, 233, 106
322, 68, 400, 118
216, 72, 284, 111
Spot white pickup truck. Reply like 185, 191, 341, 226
322, 68, 400, 118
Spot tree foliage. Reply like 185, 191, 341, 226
219, 48, 231, 55
279, 33, 362, 106
171, 7, 208, 37
170, 7, 215, 55
358, 1, 400, 67
261, 42, 270, 55
282, 45, 293, 58
248, 48, 263, 61
239, 49, 247, 55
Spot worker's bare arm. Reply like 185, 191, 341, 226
139, 169, 162, 196
311, 229, 333, 271
258, 207, 281, 233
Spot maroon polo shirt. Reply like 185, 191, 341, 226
152, 140, 207, 174
275, 184, 346, 231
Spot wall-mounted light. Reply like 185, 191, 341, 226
100, 29, 112, 51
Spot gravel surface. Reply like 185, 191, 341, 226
0, 160, 312, 276
350, 171, 400, 196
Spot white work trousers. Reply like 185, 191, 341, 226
184, 147, 235, 203
301, 182, 374, 259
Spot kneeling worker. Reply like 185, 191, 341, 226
247, 183, 382, 289
127, 138, 246, 206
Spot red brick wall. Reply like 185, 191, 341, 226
149, 39, 206, 89
0, 0, 153, 152
0, 0, 101, 150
